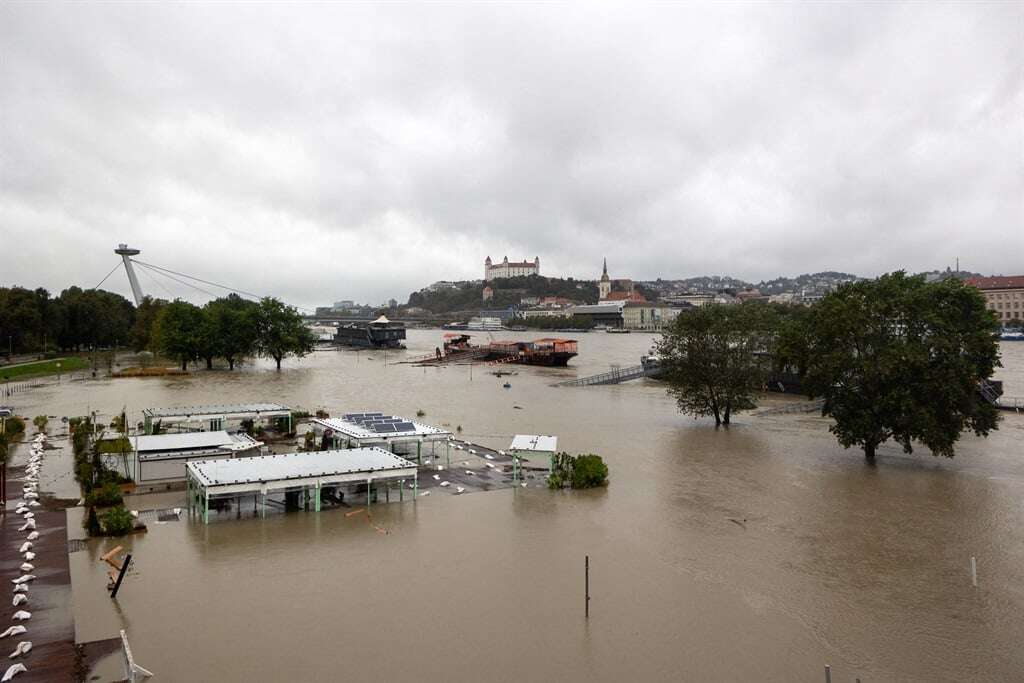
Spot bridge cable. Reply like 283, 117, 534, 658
91, 262, 123, 291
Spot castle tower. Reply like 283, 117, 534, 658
599, 258, 611, 300
485, 256, 492, 280
534, 256, 540, 275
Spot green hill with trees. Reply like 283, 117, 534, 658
407, 275, 599, 314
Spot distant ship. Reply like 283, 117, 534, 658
334, 315, 407, 349
466, 316, 504, 331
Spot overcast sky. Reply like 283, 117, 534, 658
1, 2, 1021, 309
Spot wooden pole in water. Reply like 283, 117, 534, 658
585, 555, 590, 618
971, 556, 978, 587
824, 664, 831, 683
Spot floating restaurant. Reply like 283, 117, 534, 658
185, 448, 419, 523
142, 402, 292, 434
310, 413, 452, 462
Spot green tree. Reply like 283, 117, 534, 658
130, 296, 167, 351
805, 272, 1001, 461
255, 297, 315, 370
152, 300, 205, 371
204, 295, 259, 370
656, 304, 775, 426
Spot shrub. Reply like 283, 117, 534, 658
416, 409, 426, 417
571, 454, 609, 489
33, 415, 48, 433
86, 481, 124, 507
101, 506, 135, 536
85, 506, 102, 536
302, 431, 315, 451
4, 416, 25, 439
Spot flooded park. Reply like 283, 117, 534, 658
6, 331, 1024, 681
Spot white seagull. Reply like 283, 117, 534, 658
11, 613, 30, 622
17, 521, 34, 532
11, 596, 27, 608
22, 553, 34, 562
455, 486, 466, 494
432, 474, 441, 480
25, 533, 38, 541
10, 576, 35, 585
18, 565, 33, 574
440, 481, 450, 487
0, 627, 26, 640
11, 586, 27, 594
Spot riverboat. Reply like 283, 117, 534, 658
486, 338, 578, 367
466, 316, 504, 331
334, 315, 407, 349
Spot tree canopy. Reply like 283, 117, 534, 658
656, 303, 776, 425
804, 272, 1000, 460
254, 297, 315, 370
152, 300, 205, 371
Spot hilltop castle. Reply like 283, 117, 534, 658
485, 255, 539, 281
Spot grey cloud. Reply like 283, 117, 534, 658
1, 2, 1021, 309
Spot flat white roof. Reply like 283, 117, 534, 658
187, 447, 416, 488
134, 431, 261, 459
143, 403, 290, 419
313, 415, 450, 440
509, 434, 558, 453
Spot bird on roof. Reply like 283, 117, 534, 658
2, 663, 28, 681
25, 532, 38, 541
10, 576, 35, 585
0, 627, 26, 640
433, 474, 441, 480
17, 521, 34, 532
11, 586, 26, 595
455, 487, 465, 494
22, 553, 34, 562
440, 481, 450, 487
10, 613, 30, 622
18, 565, 32, 573
11, 596, 27, 608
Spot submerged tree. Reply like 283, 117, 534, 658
205, 294, 259, 370
254, 297, 315, 371
804, 272, 1000, 461
657, 304, 775, 426
152, 300, 205, 371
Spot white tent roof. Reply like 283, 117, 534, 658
509, 434, 558, 453
373, 315, 390, 324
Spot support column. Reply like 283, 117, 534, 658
414, 472, 418, 499
446, 441, 451, 466
203, 491, 209, 525
367, 478, 372, 508
417, 439, 422, 464
261, 491, 266, 518
314, 481, 321, 512
400, 480, 404, 502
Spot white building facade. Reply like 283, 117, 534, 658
485, 255, 540, 280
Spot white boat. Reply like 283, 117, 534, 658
466, 317, 504, 331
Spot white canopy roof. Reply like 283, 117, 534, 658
187, 447, 417, 492
509, 434, 558, 453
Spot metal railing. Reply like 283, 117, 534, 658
555, 364, 657, 387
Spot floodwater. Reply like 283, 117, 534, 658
14, 333, 1024, 681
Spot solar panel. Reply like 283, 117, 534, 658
393, 422, 415, 432
372, 423, 397, 433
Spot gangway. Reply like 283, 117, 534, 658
554, 364, 662, 387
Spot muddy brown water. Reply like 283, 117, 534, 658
10, 332, 1024, 681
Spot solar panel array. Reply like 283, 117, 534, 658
342, 413, 417, 434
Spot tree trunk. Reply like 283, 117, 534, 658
723, 403, 731, 426
864, 441, 877, 461
275, 355, 282, 371
180, 358, 187, 372
228, 357, 235, 370
205, 357, 213, 370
